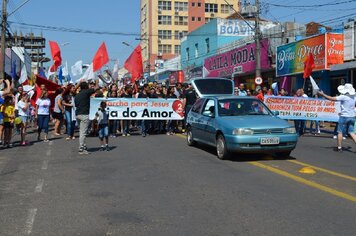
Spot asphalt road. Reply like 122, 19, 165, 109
0, 129, 355, 235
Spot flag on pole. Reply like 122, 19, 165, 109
19, 64, 28, 84
303, 53, 315, 79
71, 60, 83, 76
39, 68, 47, 79
92, 42, 109, 72
309, 76, 320, 96
112, 60, 119, 80
49, 41, 62, 72
124, 45, 143, 82
11, 61, 17, 80
62, 61, 69, 77
82, 63, 95, 81
58, 66, 63, 84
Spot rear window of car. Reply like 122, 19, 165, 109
193, 79, 233, 95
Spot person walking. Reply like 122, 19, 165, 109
75, 80, 98, 155
35, 89, 51, 142
95, 101, 110, 151
318, 83, 356, 152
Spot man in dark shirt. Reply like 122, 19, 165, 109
75, 80, 98, 154
182, 83, 197, 132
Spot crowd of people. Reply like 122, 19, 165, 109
0, 77, 355, 154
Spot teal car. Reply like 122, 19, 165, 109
186, 78, 298, 160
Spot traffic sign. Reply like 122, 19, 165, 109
255, 77, 263, 85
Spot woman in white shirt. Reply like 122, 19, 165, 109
35, 89, 51, 142
17, 92, 30, 145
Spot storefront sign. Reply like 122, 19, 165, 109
276, 33, 344, 77
217, 19, 277, 37
204, 39, 270, 78
264, 96, 340, 122
90, 98, 185, 120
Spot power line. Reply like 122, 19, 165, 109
269, 0, 356, 8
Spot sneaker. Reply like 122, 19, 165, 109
106, 145, 110, 151
142, 133, 146, 137
337, 147, 343, 153
83, 145, 87, 150
66, 137, 71, 140
126, 133, 131, 137
343, 136, 346, 140
333, 135, 337, 139
122, 134, 126, 137
166, 132, 171, 135
78, 149, 89, 155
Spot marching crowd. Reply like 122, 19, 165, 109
0, 77, 355, 154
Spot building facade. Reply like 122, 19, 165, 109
140, 0, 240, 73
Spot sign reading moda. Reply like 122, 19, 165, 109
264, 96, 340, 122
276, 33, 344, 77
204, 39, 270, 78
89, 98, 184, 120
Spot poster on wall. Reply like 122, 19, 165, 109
276, 33, 344, 77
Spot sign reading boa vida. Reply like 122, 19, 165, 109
264, 96, 341, 122
90, 98, 184, 120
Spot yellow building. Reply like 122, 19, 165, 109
140, 0, 241, 72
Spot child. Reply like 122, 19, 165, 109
95, 101, 110, 151
2, 96, 15, 148
17, 92, 30, 145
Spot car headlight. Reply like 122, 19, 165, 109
283, 127, 296, 134
233, 128, 254, 135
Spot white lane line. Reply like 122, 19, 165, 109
34, 179, 44, 193
41, 160, 48, 170
24, 208, 37, 235
46, 149, 51, 156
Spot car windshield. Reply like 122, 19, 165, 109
218, 98, 272, 116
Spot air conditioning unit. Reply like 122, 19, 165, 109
158, 52, 163, 57
175, 9, 179, 15
210, 13, 215, 17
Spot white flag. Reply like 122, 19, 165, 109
71, 60, 83, 76
62, 61, 69, 77
202, 66, 209, 78
81, 63, 95, 81
309, 76, 320, 96
112, 60, 119, 80
19, 64, 28, 84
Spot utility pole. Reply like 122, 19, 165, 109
0, 0, 7, 80
254, 0, 261, 79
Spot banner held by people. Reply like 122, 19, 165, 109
90, 98, 184, 120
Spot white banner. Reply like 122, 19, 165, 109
90, 98, 185, 120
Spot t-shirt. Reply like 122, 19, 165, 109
17, 100, 30, 117
0, 97, 4, 120
121, 93, 132, 98
36, 98, 51, 115
74, 89, 95, 115
138, 92, 148, 98
183, 89, 197, 106
336, 94, 356, 117
238, 89, 247, 96
3, 105, 14, 122
54, 95, 62, 113
63, 94, 73, 111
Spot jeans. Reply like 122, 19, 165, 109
122, 120, 130, 134
141, 120, 149, 135
294, 120, 305, 136
309, 120, 320, 133
37, 115, 50, 134
65, 110, 75, 137
76, 114, 90, 149
98, 125, 109, 139
337, 116, 355, 134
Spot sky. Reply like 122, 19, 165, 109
7, 0, 356, 72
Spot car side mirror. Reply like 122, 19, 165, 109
272, 111, 280, 116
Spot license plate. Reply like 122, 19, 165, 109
260, 137, 280, 145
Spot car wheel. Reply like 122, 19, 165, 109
275, 151, 291, 159
216, 134, 229, 160
187, 128, 196, 146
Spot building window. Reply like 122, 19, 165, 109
158, 15, 172, 25
205, 3, 218, 13
174, 31, 188, 40
158, 30, 172, 39
198, 17, 201, 21
192, 2, 195, 7
186, 48, 190, 61
205, 38, 210, 53
221, 4, 233, 14
158, 1, 172, 11
174, 16, 188, 25
158, 44, 172, 54
195, 43, 199, 58
174, 2, 188, 11
198, 2, 202, 7
192, 17, 195, 21
175, 45, 181, 54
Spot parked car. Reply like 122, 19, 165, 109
186, 78, 298, 160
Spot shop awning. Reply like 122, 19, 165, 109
330, 61, 356, 71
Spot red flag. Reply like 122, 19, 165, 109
92, 42, 109, 72
124, 45, 143, 82
49, 41, 62, 72
31, 75, 61, 110
303, 53, 315, 79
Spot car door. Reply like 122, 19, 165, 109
188, 98, 205, 140
200, 99, 216, 145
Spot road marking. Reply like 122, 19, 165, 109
24, 208, 37, 235
249, 161, 356, 203
288, 160, 356, 181
176, 134, 186, 139
46, 149, 51, 156
41, 160, 48, 170
34, 179, 44, 193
